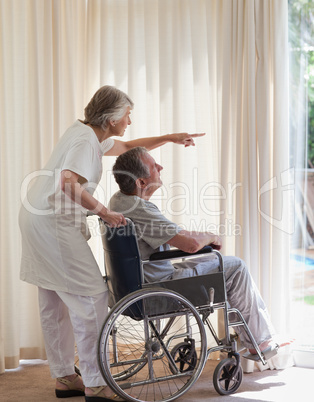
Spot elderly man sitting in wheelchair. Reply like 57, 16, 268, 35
109, 146, 288, 361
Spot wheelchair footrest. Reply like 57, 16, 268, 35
243, 343, 279, 362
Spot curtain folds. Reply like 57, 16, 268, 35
0, 0, 289, 372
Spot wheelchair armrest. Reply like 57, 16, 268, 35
149, 245, 213, 261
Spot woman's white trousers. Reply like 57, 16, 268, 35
38, 287, 108, 387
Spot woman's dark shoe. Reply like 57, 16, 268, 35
55, 374, 85, 398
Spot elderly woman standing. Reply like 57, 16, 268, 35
19, 85, 204, 401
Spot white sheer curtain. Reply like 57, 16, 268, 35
0, 0, 289, 372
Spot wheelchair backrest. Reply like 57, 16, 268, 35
99, 218, 143, 308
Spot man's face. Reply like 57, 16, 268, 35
141, 153, 163, 195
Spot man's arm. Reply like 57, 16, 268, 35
167, 230, 222, 254
104, 133, 205, 156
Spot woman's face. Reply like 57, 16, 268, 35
112, 107, 132, 136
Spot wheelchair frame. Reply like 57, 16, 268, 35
97, 218, 266, 401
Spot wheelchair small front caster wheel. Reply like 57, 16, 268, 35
213, 357, 243, 395
169, 341, 197, 373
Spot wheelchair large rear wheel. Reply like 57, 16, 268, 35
98, 288, 207, 402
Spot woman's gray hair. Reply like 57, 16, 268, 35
84, 86, 134, 130
113, 147, 150, 194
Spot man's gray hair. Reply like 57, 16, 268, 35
113, 147, 150, 194
84, 86, 134, 130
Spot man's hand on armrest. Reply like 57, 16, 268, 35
167, 230, 222, 254
149, 245, 213, 261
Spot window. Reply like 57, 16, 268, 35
289, 0, 314, 360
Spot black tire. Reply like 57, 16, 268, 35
169, 341, 197, 374
213, 357, 243, 395
98, 288, 207, 402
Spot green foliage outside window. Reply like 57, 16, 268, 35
289, 0, 314, 166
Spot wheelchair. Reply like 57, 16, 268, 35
97, 218, 267, 401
